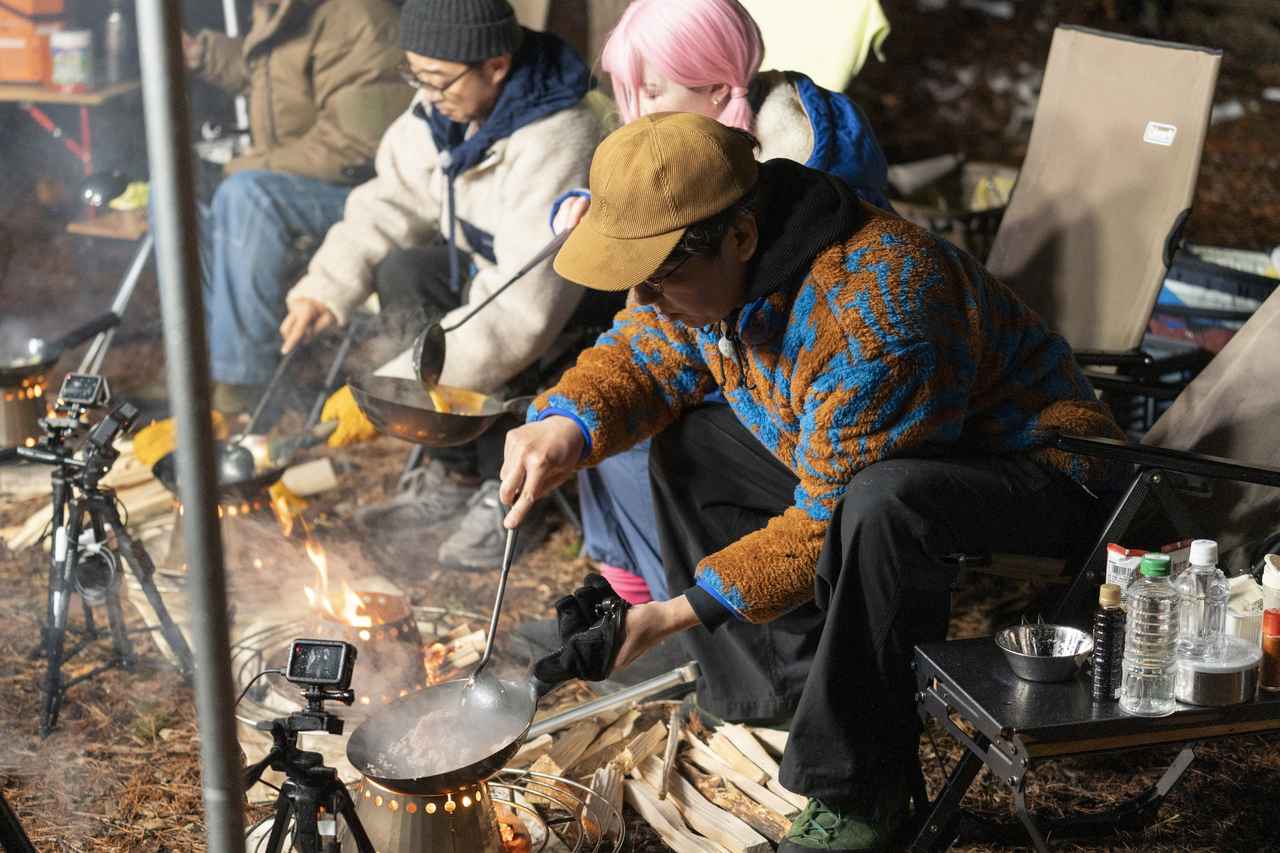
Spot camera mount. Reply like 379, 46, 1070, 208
244, 644, 374, 853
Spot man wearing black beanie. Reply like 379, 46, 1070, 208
281, 0, 609, 569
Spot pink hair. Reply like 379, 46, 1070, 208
601, 0, 764, 132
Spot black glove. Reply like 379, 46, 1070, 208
533, 574, 629, 687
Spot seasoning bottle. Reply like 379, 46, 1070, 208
1262, 609, 1280, 693
1091, 583, 1125, 702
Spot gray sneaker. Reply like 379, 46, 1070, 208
355, 460, 474, 535
437, 480, 546, 571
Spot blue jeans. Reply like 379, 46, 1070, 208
198, 170, 351, 385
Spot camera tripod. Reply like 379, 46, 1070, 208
8, 397, 194, 736
244, 686, 374, 853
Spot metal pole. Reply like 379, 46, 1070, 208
134, 3, 245, 850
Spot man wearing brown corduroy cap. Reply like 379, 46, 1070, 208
500, 112, 1123, 851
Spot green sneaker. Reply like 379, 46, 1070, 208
779, 800, 886, 853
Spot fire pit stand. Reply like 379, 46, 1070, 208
246, 769, 624, 853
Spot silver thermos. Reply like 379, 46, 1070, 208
104, 0, 130, 84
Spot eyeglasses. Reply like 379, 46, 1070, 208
634, 253, 692, 299
399, 61, 474, 95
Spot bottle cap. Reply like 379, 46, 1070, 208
1189, 539, 1218, 566
1139, 553, 1172, 577
1099, 583, 1122, 607
1264, 608, 1280, 636
1263, 554, 1280, 590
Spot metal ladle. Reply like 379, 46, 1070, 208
413, 231, 569, 389
461, 520, 519, 712
218, 347, 301, 483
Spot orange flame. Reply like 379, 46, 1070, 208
301, 538, 372, 627
272, 494, 295, 538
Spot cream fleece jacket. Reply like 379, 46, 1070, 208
287, 92, 607, 394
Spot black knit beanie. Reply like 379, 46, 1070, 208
400, 0, 524, 63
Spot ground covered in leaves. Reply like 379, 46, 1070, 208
2, 1, 1280, 851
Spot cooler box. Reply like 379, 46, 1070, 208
0, 3, 65, 84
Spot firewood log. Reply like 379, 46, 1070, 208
682, 733, 799, 817
708, 731, 769, 784
624, 778, 725, 853
749, 727, 788, 758
617, 720, 667, 774
635, 756, 770, 853
681, 761, 790, 844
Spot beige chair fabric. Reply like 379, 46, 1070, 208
1143, 287, 1280, 574
985, 26, 1221, 352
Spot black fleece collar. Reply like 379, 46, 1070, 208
743, 158, 866, 305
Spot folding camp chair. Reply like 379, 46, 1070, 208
984, 26, 1222, 431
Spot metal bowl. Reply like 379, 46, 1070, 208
995, 623, 1093, 682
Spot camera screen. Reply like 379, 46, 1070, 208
287, 641, 346, 684
60, 374, 103, 405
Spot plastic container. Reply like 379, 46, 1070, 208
1263, 609, 1280, 693
1225, 575, 1264, 646
1104, 543, 1145, 601
0, 6, 63, 84
1091, 583, 1126, 702
1174, 635, 1261, 706
49, 27, 91, 92
1120, 553, 1180, 717
1263, 554, 1280, 613
1174, 539, 1229, 658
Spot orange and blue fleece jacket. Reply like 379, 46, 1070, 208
531, 163, 1123, 624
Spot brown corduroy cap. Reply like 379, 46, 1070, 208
554, 112, 759, 292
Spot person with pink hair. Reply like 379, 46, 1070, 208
539, 5, 901, 847
551, 0, 891, 232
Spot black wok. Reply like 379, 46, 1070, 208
347, 526, 552, 794
151, 440, 284, 503
0, 312, 121, 385
348, 375, 531, 448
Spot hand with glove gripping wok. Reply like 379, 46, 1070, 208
532, 574, 630, 686
319, 385, 378, 448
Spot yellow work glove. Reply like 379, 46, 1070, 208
321, 385, 378, 448
133, 411, 229, 467
268, 480, 309, 516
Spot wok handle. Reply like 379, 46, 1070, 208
48, 312, 121, 354
473, 522, 519, 680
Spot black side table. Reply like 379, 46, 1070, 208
910, 637, 1280, 851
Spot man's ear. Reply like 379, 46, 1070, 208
481, 54, 513, 87
731, 212, 759, 262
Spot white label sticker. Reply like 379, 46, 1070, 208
1144, 121, 1177, 147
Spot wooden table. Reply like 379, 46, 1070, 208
0, 80, 141, 176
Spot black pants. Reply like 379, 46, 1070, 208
650, 405, 1107, 805
373, 246, 511, 480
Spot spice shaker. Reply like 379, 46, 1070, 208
1262, 609, 1280, 693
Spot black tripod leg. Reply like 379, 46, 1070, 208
334, 784, 375, 853
0, 791, 37, 853
263, 787, 296, 853
98, 497, 195, 676
42, 501, 83, 736
36, 472, 71, 658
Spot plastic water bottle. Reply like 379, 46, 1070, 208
1174, 539, 1228, 658
1120, 553, 1180, 717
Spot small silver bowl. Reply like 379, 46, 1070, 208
995, 623, 1093, 682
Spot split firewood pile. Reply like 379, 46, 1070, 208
515, 701, 801, 851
